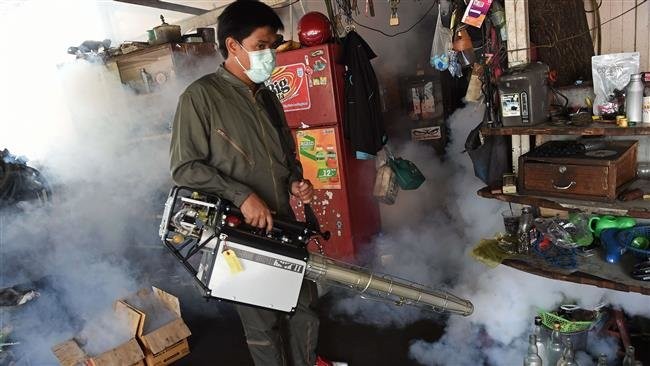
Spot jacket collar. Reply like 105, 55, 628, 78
216, 64, 250, 89
216, 64, 274, 98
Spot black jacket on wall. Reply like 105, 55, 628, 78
342, 31, 386, 157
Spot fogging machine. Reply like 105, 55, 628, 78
159, 187, 473, 316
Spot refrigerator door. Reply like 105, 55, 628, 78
291, 126, 380, 260
269, 44, 345, 128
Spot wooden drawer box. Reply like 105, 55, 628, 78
519, 140, 638, 201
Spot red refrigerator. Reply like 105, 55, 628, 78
269, 44, 381, 261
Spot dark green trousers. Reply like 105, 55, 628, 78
236, 280, 319, 366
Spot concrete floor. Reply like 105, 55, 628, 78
172, 288, 445, 366
145, 244, 650, 366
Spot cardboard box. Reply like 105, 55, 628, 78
52, 302, 145, 366
119, 287, 191, 366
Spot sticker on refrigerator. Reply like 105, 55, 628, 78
500, 93, 521, 117
296, 128, 341, 190
268, 63, 311, 112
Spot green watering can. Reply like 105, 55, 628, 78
588, 215, 636, 237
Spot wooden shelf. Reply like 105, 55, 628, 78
480, 122, 650, 136
501, 254, 650, 296
478, 182, 650, 219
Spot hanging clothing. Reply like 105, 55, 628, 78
341, 31, 386, 158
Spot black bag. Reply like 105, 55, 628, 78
464, 123, 510, 187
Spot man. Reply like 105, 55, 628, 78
169, 1, 319, 365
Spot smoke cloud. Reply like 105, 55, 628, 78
327, 100, 650, 365
0, 2, 222, 363
274, 2, 650, 365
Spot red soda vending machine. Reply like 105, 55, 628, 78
268, 44, 380, 261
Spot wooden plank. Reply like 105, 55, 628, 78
93, 339, 144, 366
52, 340, 88, 366
112, 0, 208, 15
621, 0, 636, 54
611, 0, 623, 53
504, 0, 530, 67
601, 0, 613, 54
176, 3, 228, 33
502, 259, 650, 295
477, 185, 650, 218
480, 122, 650, 136
637, 0, 650, 69
142, 318, 191, 355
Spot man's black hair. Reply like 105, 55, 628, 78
217, 0, 284, 58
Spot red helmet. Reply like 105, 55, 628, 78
297, 12, 332, 47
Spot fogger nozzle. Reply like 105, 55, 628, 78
305, 253, 474, 316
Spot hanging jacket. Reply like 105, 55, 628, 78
341, 31, 386, 158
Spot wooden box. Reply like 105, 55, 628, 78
52, 301, 145, 366
518, 140, 638, 201
118, 287, 192, 366
114, 42, 218, 94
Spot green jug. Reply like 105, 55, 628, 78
588, 215, 636, 237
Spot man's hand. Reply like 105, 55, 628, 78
291, 180, 314, 203
240, 193, 273, 231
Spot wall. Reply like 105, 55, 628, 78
584, 0, 650, 71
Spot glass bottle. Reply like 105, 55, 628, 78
547, 322, 563, 366
524, 334, 543, 366
557, 339, 578, 366
622, 345, 636, 366
533, 316, 548, 365
518, 206, 534, 254
596, 354, 608, 366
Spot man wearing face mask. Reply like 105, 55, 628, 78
169, 1, 319, 365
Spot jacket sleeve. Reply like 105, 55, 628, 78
170, 91, 253, 207
275, 98, 303, 186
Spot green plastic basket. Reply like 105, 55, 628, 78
538, 310, 595, 333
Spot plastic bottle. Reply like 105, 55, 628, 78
622, 345, 636, 366
524, 334, 543, 366
547, 322, 563, 366
596, 354, 608, 365
627, 73, 644, 124
533, 316, 548, 365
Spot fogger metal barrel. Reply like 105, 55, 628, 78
305, 253, 474, 316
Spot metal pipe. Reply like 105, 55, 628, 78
306, 253, 474, 316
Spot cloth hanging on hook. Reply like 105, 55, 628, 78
341, 31, 386, 158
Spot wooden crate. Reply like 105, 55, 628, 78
114, 42, 218, 94
519, 140, 638, 201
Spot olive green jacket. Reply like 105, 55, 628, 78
169, 66, 302, 216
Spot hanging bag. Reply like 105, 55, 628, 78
385, 147, 425, 190
464, 122, 510, 187
430, 3, 453, 71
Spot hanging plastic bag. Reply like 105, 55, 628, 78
430, 3, 453, 71
591, 52, 640, 116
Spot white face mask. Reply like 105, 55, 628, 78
235, 41, 276, 84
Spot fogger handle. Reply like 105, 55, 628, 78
226, 205, 330, 240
